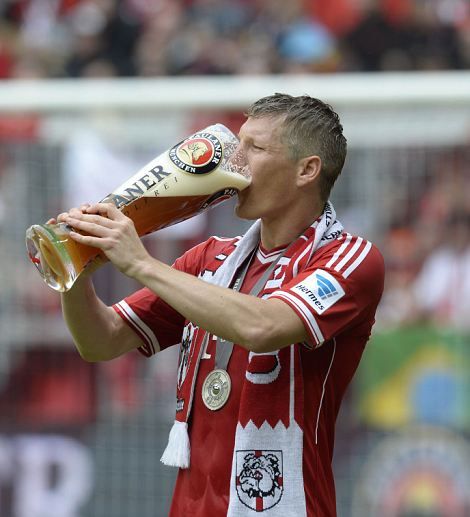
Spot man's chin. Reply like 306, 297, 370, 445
234, 203, 245, 219
235, 203, 259, 221
235, 201, 254, 220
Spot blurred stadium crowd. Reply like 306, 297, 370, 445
0, 0, 469, 79
376, 148, 470, 332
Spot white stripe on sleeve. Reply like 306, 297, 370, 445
334, 237, 363, 272
343, 240, 372, 278
270, 291, 324, 346
117, 300, 160, 354
325, 234, 352, 268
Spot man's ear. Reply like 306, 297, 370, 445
296, 155, 322, 187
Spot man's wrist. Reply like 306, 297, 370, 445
127, 255, 160, 283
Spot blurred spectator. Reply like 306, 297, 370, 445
404, 0, 465, 70
0, 21, 17, 78
342, 0, 465, 71
307, 0, 361, 36
342, 5, 408, 71
375, 225, 422, 327
64, 0, 142, 77
278, 17, 338, 73
376, 147, 470, 331
413, 209, 470, 332
418, 149, 470, 241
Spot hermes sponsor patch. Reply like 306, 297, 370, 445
292, 269, 345, 314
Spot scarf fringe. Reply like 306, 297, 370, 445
160, 420, 190, 468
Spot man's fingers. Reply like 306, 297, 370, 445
56, 212, 69, 223
56, 204, 91, 223
66, 212, 116, 229
85, 203, 124, 220
65, 216, 114, 237
69, 231, 105, 248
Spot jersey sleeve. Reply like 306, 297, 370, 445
114, 289, 184, 357
113, 238, 224, 357
268, 238, 385, 348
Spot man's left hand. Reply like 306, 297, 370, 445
64, 203, 149, 278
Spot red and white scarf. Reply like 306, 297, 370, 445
161, 202, 343, 515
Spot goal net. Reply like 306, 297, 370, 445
0, 72, 469, 517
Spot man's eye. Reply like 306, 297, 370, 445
252, 144, 264, 151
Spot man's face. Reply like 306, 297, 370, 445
234, 116, 299, 221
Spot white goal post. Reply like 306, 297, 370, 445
0, 71, 469, 111
0, 71, 469, 148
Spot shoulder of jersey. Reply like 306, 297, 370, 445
317, 232, 383, 279
203, 235, 242, 261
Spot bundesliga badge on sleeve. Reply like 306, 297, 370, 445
202, 369, 231, 410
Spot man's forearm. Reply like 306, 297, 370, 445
60, 203, 308, 353
61, 277, 126, 361
130, 257, 306, 353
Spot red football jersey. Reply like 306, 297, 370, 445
113, 232, 384, 516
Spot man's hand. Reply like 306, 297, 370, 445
63, 203, 150, 278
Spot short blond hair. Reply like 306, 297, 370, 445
246, 93, 347, 201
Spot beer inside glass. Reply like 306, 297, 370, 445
26, 124, 250, 292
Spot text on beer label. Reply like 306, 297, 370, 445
102, 165, 173, 208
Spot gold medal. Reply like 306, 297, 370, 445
202, 369, 231, 411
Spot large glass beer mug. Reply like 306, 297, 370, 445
26, 124, 250, 292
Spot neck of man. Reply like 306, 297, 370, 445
260, 201, 325, 251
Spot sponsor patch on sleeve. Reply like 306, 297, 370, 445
291, 269, 345, 314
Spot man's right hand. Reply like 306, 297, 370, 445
48, 203, 108, 281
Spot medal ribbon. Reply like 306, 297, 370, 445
214, 246, 286, 371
